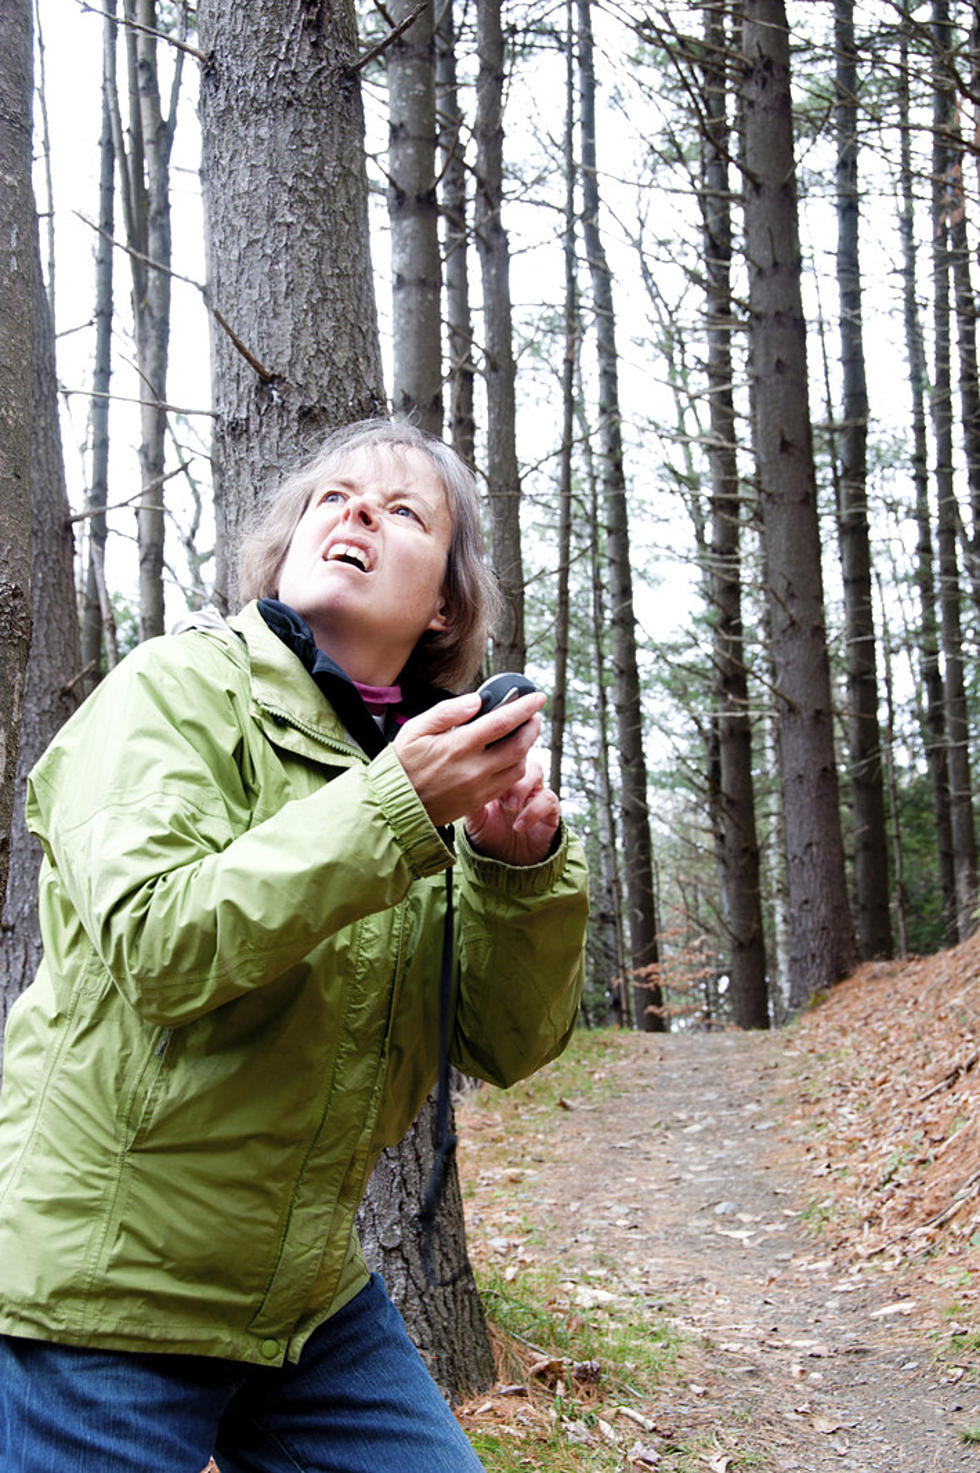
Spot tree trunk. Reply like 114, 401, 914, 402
126, 0, 179, 641
584, 416, 628, 1021
82, 0, 118, 693
356, 1101, 494, 1400
0, 0, 34, 921
550, 0, 577, 799
834, 0, 892, 961
1, 221, 81, 1033
387, 0, 442, 434
762, 706, 791, 1016
741, 0, 857, 1008
577, 0, 662, 1029
199, 0, 491, 1402
375, 0, 495, 1399
876, 573, 910, 956
897, 13, 955, 943
931, 0, 977, 939
699, 0, 767, 1029
199, 0, 386, 608
436, 0, 476, 464
475, 0, 525, 672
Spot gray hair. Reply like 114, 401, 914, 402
237, 420, 501, 691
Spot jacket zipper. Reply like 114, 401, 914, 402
256, 702, 369, 763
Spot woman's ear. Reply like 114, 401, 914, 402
427, 593, 454, 635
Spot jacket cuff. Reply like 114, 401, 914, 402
457, 820, 569, 896
366, 745, 455, 878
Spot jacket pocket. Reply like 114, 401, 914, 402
120, 1026, 177, 1150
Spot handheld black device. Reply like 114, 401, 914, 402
472, 671, 540, 717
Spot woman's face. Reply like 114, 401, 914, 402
276, 444, 454, 685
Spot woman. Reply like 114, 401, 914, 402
0, 420, 588, 1472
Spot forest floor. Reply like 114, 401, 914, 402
454, 935, 980, 1471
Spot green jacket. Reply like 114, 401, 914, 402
0, 603, 588, 1366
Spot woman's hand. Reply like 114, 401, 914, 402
463, 758, 560, 866
393, 689, 559, 863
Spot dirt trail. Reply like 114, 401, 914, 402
459, 1029, 980, 1471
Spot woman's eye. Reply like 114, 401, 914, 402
320, 490, 345, 505
393, 504, 420, 521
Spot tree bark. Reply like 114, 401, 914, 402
475, 0, 525, 672
0, 0, 34, 921
741, 0, 858, 1007
577, 0, 662, 1029
199, 0, 386, 608
356, 1097, 494, 1400
699, 0, 768, 1028
834, 0, 892, 961
1, 221, 81, 1033
387, 0, 442, 434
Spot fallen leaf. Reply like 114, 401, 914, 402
812, 1414, 842, 1434
869, 1300, 916, 1318
615, 1406, 655, 1430
573, 1284, 617, 1308
527, 1357, 565, 1382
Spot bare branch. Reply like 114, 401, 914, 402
73, 210, 277, 384
352, 1, 427, 73
78, 0, 207, 63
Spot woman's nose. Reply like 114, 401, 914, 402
341, 495, 378, 527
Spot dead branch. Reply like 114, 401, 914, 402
78, 1, 207, 63
918, 1051, 979, 1102
352, 1, 427, 73
74, 211, 277, 384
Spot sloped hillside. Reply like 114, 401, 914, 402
790, 934, 980, 1274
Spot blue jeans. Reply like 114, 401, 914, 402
0, 1275, 485, 1473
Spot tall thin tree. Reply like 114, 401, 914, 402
897, 9, 955, 943
436, 0, 476, 463
577, 0, 662, 1029
387, 0, 442, 434
475, 0, 525, 672
741, 0, 858, 1006
358, 0, 495, 1399
699, 0, 768, 1027
834, 0, 892, 960
551, 0, 578, 798
931, 0, 977, 939
106, 0, 184, 640
82, 0, 119, 691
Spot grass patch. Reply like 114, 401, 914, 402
464, 1027, 632, 1122
460, 1258, 686, 1471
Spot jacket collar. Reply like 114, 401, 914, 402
257, 599, 390, 758
229, 601, 447, 761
